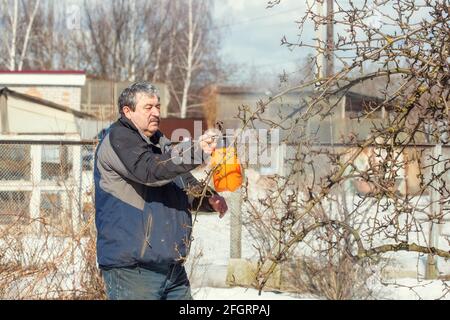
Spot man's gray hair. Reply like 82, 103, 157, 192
118, 81, 160, 115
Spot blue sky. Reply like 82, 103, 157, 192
213, 0, 433, 84
213, 1, 314, 82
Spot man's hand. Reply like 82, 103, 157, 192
199, 129, 220, 155
208, 194, 228, 218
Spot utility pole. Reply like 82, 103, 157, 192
426, 143, 440, 279
325, 0, 335, 143
426, 114, 448, 279
45, 0, 55, 69
326, 0, 334, 77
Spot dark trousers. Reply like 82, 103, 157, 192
101, 264, 192, 300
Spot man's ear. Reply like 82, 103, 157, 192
122, 106, 132, 119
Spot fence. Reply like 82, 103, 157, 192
0, 139, 101, 299
0, 140, 96, 232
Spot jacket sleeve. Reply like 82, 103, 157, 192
191, 192, 218, 212
108, 126, 203, 185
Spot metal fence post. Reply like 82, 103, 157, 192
229, 190, 242, 259
30, 145, 41, 232
426, 143, 442, 279
71, 145, 82, 235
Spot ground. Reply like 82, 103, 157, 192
192, 279, 450, 300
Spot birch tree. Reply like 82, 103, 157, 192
0, 0, 226, 117
17, 0, 40, 70
7, 0, 18, 70
1, 0, 41, 70
29, 1, 74, 70
73, 0, 224, 117
179, 0, 204, 118
173, 0, 223, 118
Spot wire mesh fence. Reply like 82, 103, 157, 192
0, 140, 102, 299
0, 141, 96, 229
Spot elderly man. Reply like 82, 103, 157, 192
94, 81, 227, 300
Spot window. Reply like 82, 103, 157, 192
0, 191, 31, 224
0, 145, 31, 181
41, 145, 72, 181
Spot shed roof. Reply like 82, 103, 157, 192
0, 70, 86, 86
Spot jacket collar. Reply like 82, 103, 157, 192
118, 115, 164, 147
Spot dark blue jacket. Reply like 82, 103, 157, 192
94, 116, 215, 269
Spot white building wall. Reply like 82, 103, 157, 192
7, 96, 79, 134
0, 72, 86, 112
9, 86, 82, 112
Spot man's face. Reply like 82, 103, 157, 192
123, 93, 160, 137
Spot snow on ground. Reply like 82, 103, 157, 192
373, 278, 450, 300
186, 201, 450, 300
190, 279, 450, 300
193, 286, 315, 300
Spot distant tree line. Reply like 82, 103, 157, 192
0, 0, 228, 117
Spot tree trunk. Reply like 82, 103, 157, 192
326, 0, 334, 77
18, 0, 41, 71
9, 0, 18, 70
180, 0, 194, 119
